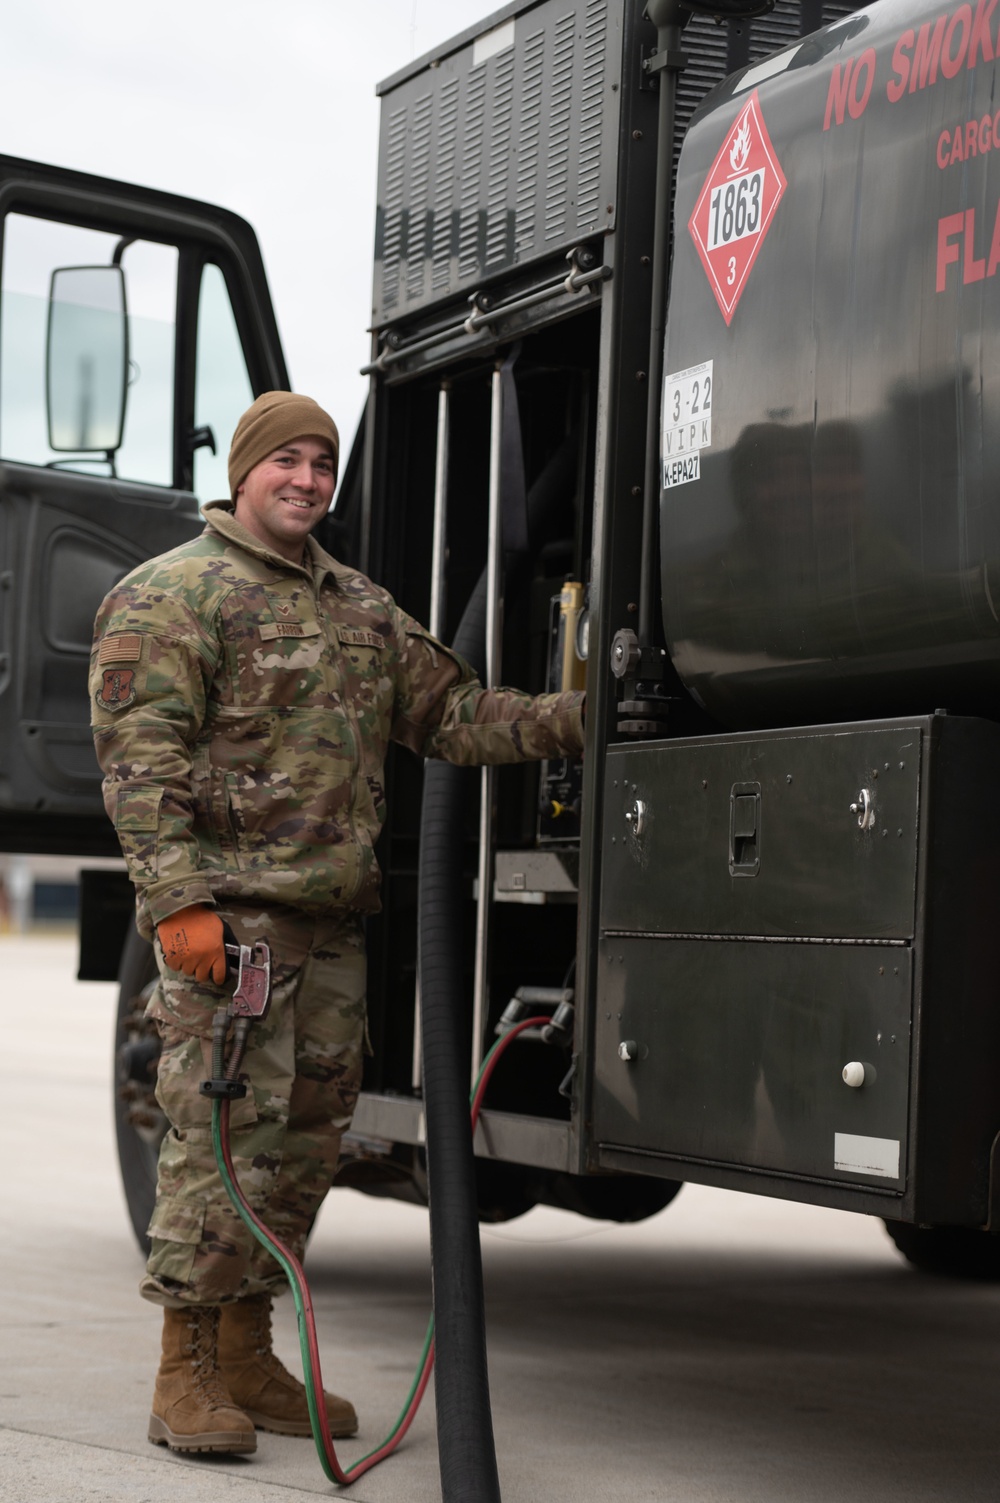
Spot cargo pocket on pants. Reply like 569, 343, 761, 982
146, 1195, 206, 1286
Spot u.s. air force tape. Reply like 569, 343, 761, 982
338, 628, 385, 649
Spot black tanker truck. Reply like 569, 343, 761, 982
4, 0, 1000, 1278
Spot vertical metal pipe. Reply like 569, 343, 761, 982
412, 991, 424, 1094
429, 383, 451, 639
470, 367, 504, 1077
484, 368, 505, 690
638, 19, 684, 650
471, 779, 497, 1081
414, 382, 453, 1090
359, 377, 378, 577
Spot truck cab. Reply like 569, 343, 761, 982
0, 155, 287, 858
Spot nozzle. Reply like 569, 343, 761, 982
494, 988, 575, 1041
541, 999, 575, 1045
496, 996, 531, 1035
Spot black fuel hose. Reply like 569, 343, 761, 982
417, 435, 578, 1503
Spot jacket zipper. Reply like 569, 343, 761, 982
321, 587, 368, 906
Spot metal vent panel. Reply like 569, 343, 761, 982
380, 106, 408, 314
674, 16, 732, 181
750, 0, 865, 61
431, 79, 459, 292
673, 1, 871, 177
373, 0, 621, 328
750, 0, 818, 61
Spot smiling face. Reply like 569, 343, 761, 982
233, 436, 336, 563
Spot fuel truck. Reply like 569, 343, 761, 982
4, 0, 1000, 1279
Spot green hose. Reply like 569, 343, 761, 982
211, 1016, 542, 1485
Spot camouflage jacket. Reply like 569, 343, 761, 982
90, 503, 584, 935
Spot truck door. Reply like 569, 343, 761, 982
0, 156, 288, 853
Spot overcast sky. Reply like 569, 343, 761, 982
0, 2, 500, 478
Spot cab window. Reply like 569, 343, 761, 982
0, 212, 178, 487
193, 263, 254, 504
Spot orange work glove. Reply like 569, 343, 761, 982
157, 904, 227, 985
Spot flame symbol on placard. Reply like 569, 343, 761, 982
730, 117, 752, 173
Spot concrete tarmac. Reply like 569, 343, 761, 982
2, 931, 998, 1503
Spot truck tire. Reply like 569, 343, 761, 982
884, 1219, 1000, 1280
113, 924, 165, 1252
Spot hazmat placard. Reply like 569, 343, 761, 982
688, 90, 787, 325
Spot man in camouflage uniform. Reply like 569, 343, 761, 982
91, 391, 585, 1457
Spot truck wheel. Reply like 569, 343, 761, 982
113, 924, 165, 1253
884, 1219, 1000, 1279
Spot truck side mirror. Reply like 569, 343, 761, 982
46, 264, 128, 455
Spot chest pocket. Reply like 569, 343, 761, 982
218, 588, 335, 710
247, 620, 328, 706
337, 627, 390, 688
336, 626, 395, 747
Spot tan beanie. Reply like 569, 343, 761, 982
228, 391, 340, 497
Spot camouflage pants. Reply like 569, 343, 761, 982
140, 905, 367, 1308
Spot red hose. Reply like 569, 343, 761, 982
217, 1013, 548, 1484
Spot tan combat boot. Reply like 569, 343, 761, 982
148, 1305, 257, 1454
217, 1293, 358, 1438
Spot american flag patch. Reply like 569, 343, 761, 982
99, 633, 143, 664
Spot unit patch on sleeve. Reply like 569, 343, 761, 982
96, 668, 137, 712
